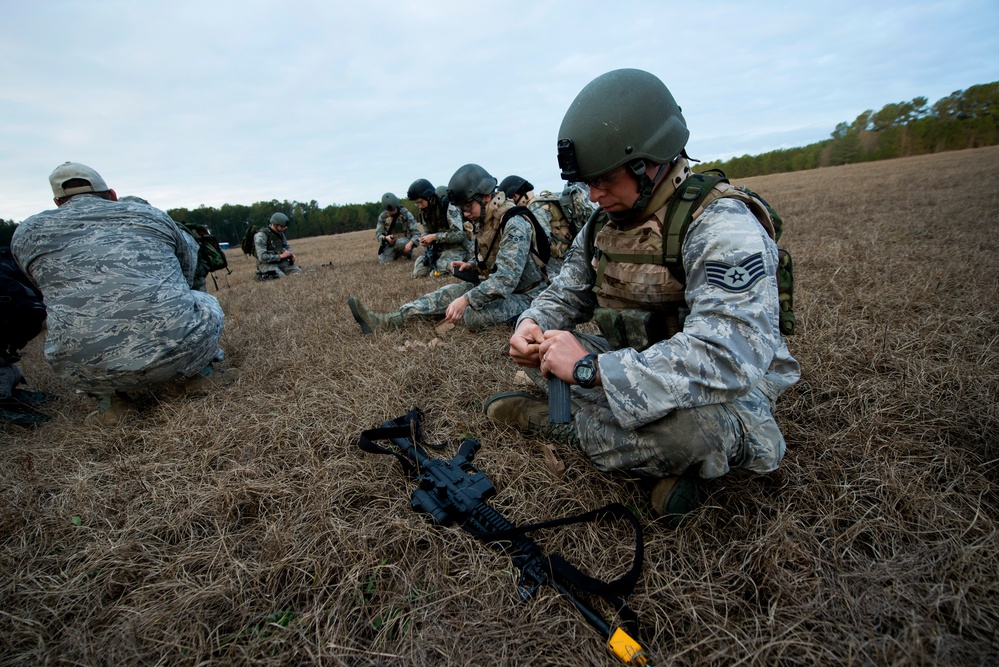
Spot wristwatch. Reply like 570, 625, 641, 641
572, 353, 599, 388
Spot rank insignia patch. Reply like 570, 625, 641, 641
705, 253, 766, 292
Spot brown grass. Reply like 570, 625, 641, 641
2, 146, 998, 666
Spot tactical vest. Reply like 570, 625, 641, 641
586, 168, 794, 350
528, 189, 588, 260
474, 193, 550, 280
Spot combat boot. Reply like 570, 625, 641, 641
84, 392, 137, 427
348, 296, 404, 335
650, 475, 709, 528
483, 391, 580, 447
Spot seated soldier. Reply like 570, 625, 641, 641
406, 178, 471, 278
375, 193, 422, 264
254, 212, 302, 279
348, 164, 547, 333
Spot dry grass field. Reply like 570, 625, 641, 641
2, 146, 998, 666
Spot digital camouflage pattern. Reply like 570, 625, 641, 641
528, 182, 596, 276
11, 194, 225, 394
254, 226, 301, 278
397, 195, 547, 331
519, 191, 800, 478
413, 199, 471, 277
375, 206, 422, 263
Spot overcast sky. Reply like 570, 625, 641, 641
2, 0, 997, 222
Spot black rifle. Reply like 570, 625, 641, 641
423, 241, 440, 273
358, 408, 649, 666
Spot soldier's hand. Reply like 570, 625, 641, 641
385, 234, 395, 244
538, 330, 587, 382
420, 234, 436, 246
510, 319, 544, 367
445, 295, 470, 324
452, 260, 472, 273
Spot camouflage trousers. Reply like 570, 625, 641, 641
257, 261, 302, 279
529, 332, 786, 479
399, 282, 544, 332
378, 238, 414, 264
51, 294, 226, 395
412, 245, 469, 278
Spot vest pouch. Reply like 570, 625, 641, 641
595, 307, 679, 352
777, 249, 796, 335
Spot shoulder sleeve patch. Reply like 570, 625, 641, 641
704, 253, 767, 291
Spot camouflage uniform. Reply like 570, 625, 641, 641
254, 226, 301, 278
399, 193, 546, 331
525, 183, 596, 277
412, 199, 472, 278
375, 207, 422, 264
519, 179, 800, 480
11, 194, 225, 394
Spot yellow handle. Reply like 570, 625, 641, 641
608, 627, 649, 666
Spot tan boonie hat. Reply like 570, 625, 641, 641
49, 161, 109, 198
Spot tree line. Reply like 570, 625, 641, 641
697, 82, 999, 178
3, 81, 996, 246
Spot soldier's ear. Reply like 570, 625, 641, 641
107, 189, 118, 202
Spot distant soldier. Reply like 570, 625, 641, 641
499, 175, 596, 276
348, 164, 547, 333
11, 162, 232, 426
375, 193, 422, 264
406, 178, 471, 278
254, 212, 302, 280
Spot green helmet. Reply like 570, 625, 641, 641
556, 68, 688, 183
381, 192, 400, 210
270, 212, 290, 226
446, 164, 497, 206
407, 178, 436, 201
498, 175, 533, 200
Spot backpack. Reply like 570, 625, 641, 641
533, 185, 592, 259
240, 224, 259, 256
180, 223, 229, 273
586, 170, 796, 336
0, 247, 46, 356
462, 206, 552, 285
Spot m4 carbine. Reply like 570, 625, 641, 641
358, 408, 649, 666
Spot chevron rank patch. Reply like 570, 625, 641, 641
704, 253, 767, 292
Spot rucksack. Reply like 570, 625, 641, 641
180, 223, 229, 274
0, 247, 46, 356
533, 185, 592, 259
240, 224, 259, 256
586, 170, 796, 336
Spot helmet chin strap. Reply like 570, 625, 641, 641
607, 159, 672, 223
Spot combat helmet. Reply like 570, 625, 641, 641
557, 69, 688, 218
407, 178, 436, 202
446, 164, 497, 207
381, 192, 401, 211
498, 175, 534, 200
270, 212, 290, 227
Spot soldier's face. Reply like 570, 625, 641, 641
587, 166, 639, 213
415, 198, 429, 210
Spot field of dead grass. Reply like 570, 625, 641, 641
2, 146, 998, 666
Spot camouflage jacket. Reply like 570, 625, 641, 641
466, 193, 547, 310
519, 190, 800, 431
418, 198, 471, 252
254, 226, 293, 271
375, 207, 421, 243
11, 194, 224, 390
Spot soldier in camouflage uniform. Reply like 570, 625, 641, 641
407, 178, 471, 278
348, 164, 547, 334
499, 176, 596, 276
11, 162, 230, 426
375, 193, 422, 264
254, 212, 302, 279
484, 70, 801, 523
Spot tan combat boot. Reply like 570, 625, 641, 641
185, 367, 241, 395
85, 393, 137, 427
650, 475, 709, 527
483, 391, 579, 446
347, 296, 404, 335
